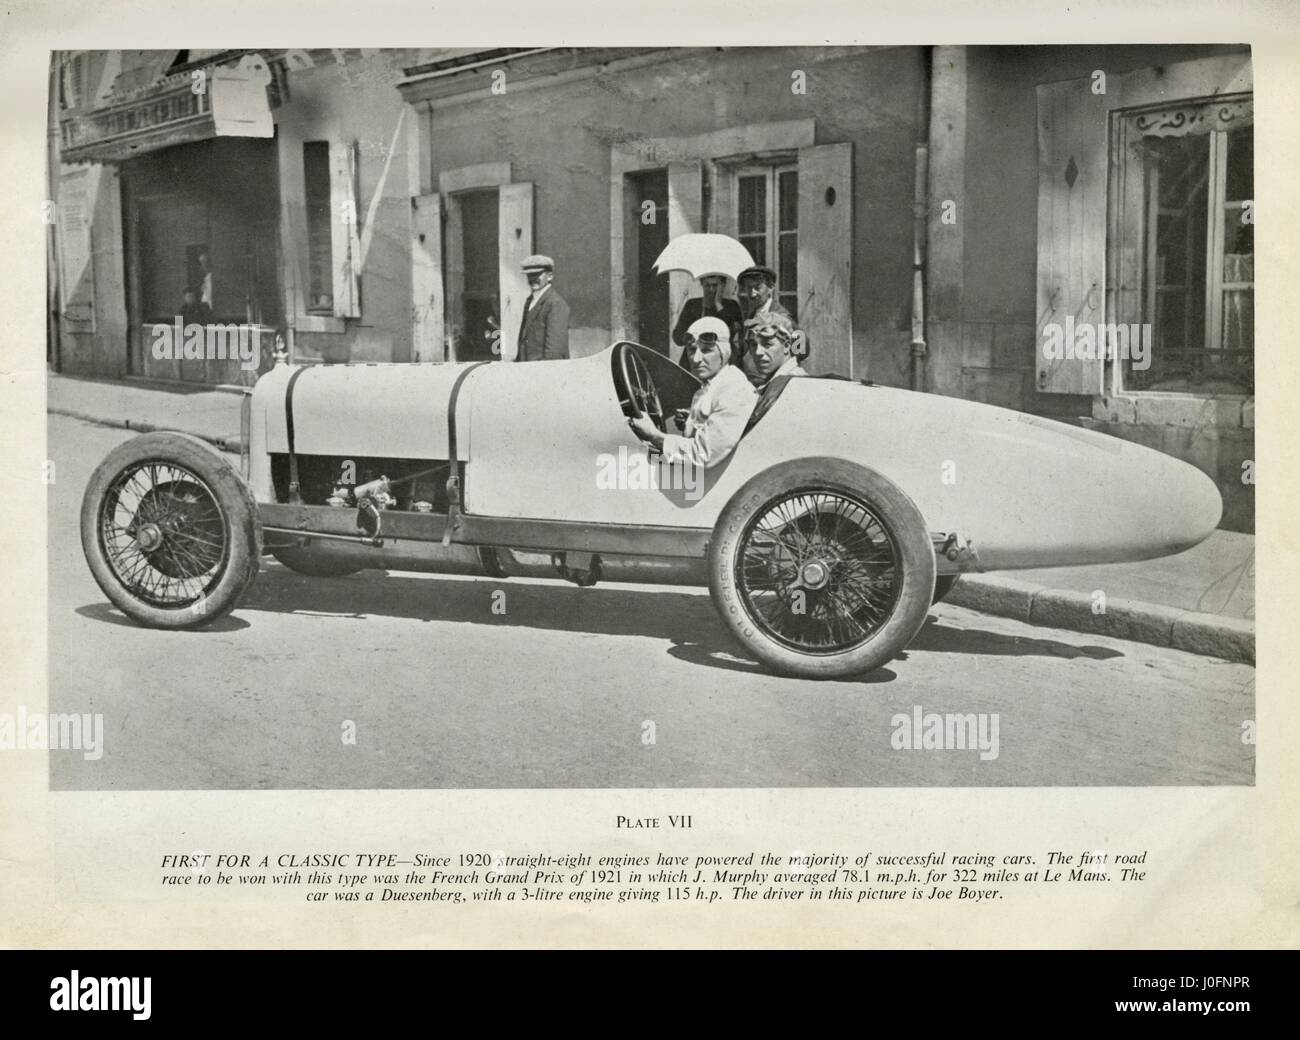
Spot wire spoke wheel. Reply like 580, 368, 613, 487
737, 490, 901, 654
81, 432, 261, 628
709, 459, 935, 680
99, 464, 230, 608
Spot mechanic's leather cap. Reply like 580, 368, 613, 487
745, 312, 808, 359
744, 312, 797, 341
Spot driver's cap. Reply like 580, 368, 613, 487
686, 316, 730, 343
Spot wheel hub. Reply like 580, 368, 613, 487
735, 489, 903, 655
113, 477, 226, 584
134, 522, 163, 551
798, 559, 831, 590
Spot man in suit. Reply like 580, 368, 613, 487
516, 254, 570, 361
735, 263, 809, 372
736, 264, 791, 323
673, 274, 743, 371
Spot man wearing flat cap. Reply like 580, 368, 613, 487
516, 254, 570, 361
628, 316, 757, 469
735, 263, 809, 377
736, 264, 792, 327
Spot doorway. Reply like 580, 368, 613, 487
122, 136, 281, 385
455, 188, 500, 361
630, 169, 669, 354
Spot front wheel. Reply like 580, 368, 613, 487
80, 432, 261, 628
932, 574, 961, 604
708, 458, 935, 679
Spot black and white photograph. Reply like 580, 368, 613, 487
3, 0, 1298, 969
41, 42, 1258, 792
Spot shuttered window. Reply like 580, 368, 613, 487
1114, 99, 1253, 393
1036, 57, 1252, 397
735, 162, 799, 318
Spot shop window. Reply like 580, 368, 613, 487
1115, 98, 1253, 393
129, 137, 281, 328
735, 163, 798, 319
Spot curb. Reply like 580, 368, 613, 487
48, 408, 242, 455
946, 573, 1254, 665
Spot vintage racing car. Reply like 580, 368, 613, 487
80, 343, 1222, 679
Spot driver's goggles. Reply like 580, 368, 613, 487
685, 333, 724, 347
745, 324, 793, 345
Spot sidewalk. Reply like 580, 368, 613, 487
946, 535, 1254, 664
49, 372, 244, 453
48, 371, 1254, 663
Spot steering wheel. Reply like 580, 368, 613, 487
615, 343, 667, 433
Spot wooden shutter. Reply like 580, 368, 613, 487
56, 167, 98, 328
410, 192, 443, 362
797, 143, 853, 376
329, 141, 362, 318
1035, 78, 1114, 394
709, 163, 734, 237
497, 182, 533, 362
666, 161, 703, 333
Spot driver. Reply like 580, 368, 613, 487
627, 316, 757, 468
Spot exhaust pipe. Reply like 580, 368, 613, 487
268, 537, 709, 587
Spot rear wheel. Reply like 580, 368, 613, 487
708, 458, 935, 679
80, 432, 260, 627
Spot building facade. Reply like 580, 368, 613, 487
50, 48, 426, 385
396, 45, 1253, 530
50, 45, 1253, 529
935, 45, 1254, 531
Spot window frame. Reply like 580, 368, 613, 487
733, 161, 798, 315
58, 53, 84, 110
1109, 93, 1253, 396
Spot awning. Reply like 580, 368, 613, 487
60, 53, 274, 165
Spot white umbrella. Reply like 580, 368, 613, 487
652, 234, 755, 281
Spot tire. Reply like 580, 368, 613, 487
932, 574, 961, 604
80, 431, 261, 628
708, 458, 935, 680
270, 544, 364, 578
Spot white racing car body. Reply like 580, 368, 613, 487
82, 342, 1222, 679
247, 345, 1220, 571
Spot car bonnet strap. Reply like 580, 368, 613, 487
444, 361, 491, 545
284, 366, 310, 504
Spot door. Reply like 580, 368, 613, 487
630, 169, 669, 353
458, 188, 500, 361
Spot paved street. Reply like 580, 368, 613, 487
48, 415, 1256, 790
